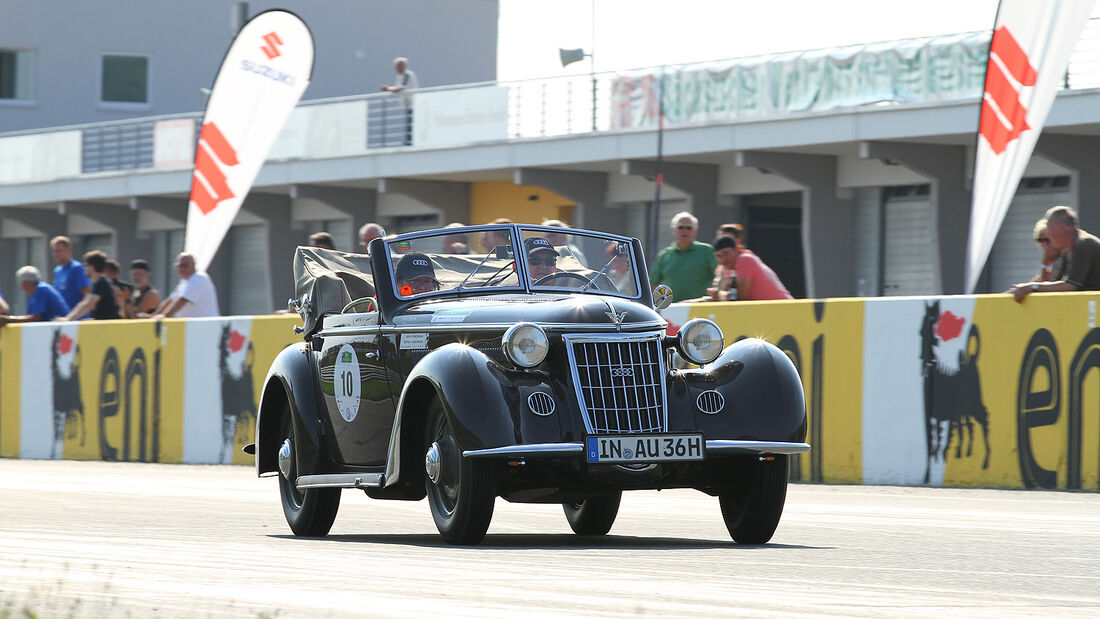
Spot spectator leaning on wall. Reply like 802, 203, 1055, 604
0, 266, 71, 326
58, 250, 119, 321
1009, 205, 1100, 303
154, 252, 220, 318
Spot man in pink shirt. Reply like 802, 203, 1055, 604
710, 236, 793, 301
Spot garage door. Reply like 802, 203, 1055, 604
882, 186, 936, 296
228, 224, 269, 316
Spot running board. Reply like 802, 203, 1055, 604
296, 473, 384, 490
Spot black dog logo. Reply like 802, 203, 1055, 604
919, 301, 991, 483
51, 329, 86, 458
219, 324, 256, 464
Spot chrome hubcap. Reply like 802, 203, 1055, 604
425, 441, 442, 484
278, 439, 293, 480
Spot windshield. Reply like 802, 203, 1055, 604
384, 225, 641, 299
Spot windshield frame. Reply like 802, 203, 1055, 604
381, 224, 643, 302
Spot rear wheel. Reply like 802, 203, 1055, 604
563, 491, 622, 536
718, 455, 788, 544
278, 411, 340, 537
424, 398, 495, 544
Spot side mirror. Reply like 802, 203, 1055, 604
652, 284, 673, 310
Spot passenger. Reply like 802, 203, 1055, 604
394, 252, 441, 296
525, 237, 559, 283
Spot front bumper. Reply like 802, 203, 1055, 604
463, 440, 811, 459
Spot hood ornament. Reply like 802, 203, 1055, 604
605, 310, 627, 326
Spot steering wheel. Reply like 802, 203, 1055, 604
534, 271, 601, 289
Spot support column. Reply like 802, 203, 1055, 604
290, 184, 378, 250
513, 168, 610, 231
859, 141, 969, 294
735, 151, 853, 298
60, 200, 151, 271
1034, 133, 1100, 227
241, 193, 301, 313
377, 178, 469, 225
620, 160, 720, 238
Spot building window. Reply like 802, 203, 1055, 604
0, 48, 35, 100
101, 54, 149, 104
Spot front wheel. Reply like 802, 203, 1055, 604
718, 455, 788, 544
563, 491, 622, 536
278, 411, 340, 536
425, 398, 496, 544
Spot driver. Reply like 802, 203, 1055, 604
524, 237, 559, 283
394, 252, 441, 296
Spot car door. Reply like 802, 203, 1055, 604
318, 312, 398, 466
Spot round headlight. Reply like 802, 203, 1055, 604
678, 318, 724, 365
502, 323, 549, 368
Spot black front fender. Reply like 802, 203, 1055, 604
671, 337, 807, 443
384, 343, 518, 487
255, 343, 328, 477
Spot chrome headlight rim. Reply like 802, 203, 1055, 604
677, 318, 724, 365
502, 322, 550, 368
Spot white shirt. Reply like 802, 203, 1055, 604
393, 69, 418, 106
169, 271, 220, 317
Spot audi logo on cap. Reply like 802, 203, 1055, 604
532, 239, 550, 246
413, 259, 429, 267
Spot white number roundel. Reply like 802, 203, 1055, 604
334, 343, 361, 422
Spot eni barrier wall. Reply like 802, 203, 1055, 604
1, 293, 1098, 490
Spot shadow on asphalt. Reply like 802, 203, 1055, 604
268, 533, 826, 550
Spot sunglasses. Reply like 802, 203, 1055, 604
1036, 237, 1051, 244
528, 257, 557, 266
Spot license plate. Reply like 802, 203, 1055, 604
585, 434, 704, 464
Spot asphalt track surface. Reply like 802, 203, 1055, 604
1, 460, 1098, 618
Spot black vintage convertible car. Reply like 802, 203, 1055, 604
250, 223, 808, 544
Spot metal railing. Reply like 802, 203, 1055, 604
5, 18, 1100, 180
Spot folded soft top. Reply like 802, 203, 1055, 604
293, 246, 374, 336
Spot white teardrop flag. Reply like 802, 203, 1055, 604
185, 10, 314, 271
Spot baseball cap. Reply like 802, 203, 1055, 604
130, 259, 150, 271
394, 252, 438, 281
524, 237, 559, 257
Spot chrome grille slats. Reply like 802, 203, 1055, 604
564, 333, 666, 434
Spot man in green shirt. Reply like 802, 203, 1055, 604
649, 211, 718, 302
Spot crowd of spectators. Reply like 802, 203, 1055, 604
0, 235, 219, 327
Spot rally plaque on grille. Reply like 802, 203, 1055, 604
586, 434, 704, 463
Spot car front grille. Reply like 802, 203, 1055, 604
564, 333, 667, 434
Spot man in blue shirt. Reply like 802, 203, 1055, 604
0, 266, 71, 327
51, 236, 91, 309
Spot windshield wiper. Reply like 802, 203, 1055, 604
580, 242, 627, 293
455, 245, 508, 292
